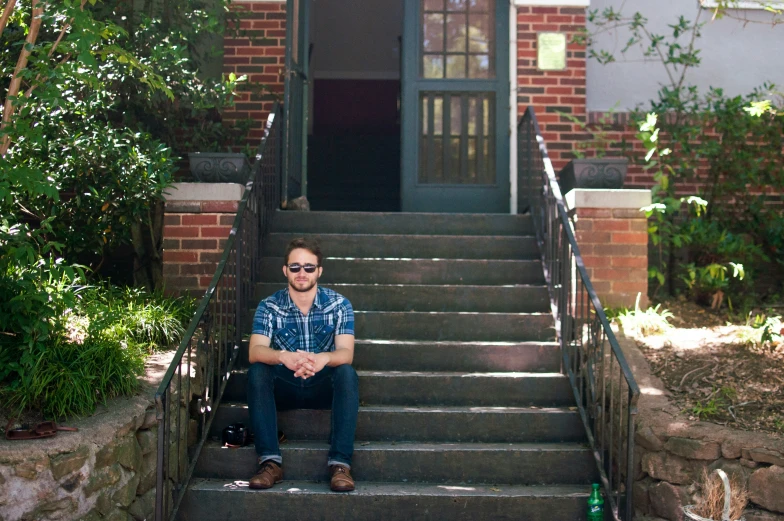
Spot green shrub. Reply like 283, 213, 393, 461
0, 223, 84, 390
677, 215, 768, 309
637, 110, 782, 307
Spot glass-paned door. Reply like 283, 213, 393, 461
402, 0, 509, 212
283, 0, 310, 207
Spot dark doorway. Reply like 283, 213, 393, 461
307, 0, 403, 211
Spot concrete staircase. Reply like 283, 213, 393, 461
178, 211, 596, 521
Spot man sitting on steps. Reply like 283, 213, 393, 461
246, 237, 359, 492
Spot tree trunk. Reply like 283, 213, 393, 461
0, 0, 43, 156
131, 221, 152, 291
131, 201, 166, 291
149, 200, 165, 290
0, 0, 17, 38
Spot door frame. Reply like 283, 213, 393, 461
400, 0, 511, 213
282, 0, 311, 207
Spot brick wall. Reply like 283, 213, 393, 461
162, 201, 239, 296
223, 1, 286, 146
572, 205, 650, 309
583, 111, 784, 211
516, 6, 587, 172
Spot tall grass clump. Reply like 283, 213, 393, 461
614, 293, 674, 336
1, 278, 196, 419
79, 285, 196, 352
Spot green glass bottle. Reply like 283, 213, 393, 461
587, 483, 604, 521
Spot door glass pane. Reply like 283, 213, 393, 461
421, 0, 495, 79
468, 54, 490, 78
445, 14, 467, 52
419, 95, 445, 184
423, 55, 444, 78
419, 92, 494, 185
468, 14, 490, 52
423, 13, 444, 52
450, 96, 462, 135
446, 55, 466, 78
433, 97, 443, 135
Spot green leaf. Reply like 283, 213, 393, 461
78, 51, 98, 67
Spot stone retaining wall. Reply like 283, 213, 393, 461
0, 352, 189, 521
619, 333, 784, 521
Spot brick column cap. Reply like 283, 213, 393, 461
164, 182, 244, 202
565, 188, 651, 210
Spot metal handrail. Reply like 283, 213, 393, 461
153, 103, 282, 521
518, 106, 640, 521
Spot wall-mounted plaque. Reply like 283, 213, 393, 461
537, 32, 567, 71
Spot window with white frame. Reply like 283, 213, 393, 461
700, 0, 784, 9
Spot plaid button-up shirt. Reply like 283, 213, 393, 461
251, 286, 355, 354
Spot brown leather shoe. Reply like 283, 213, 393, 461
249, 461, 283, 489
330, 464, 355, 492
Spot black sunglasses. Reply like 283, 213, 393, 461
286, 263, 319, 273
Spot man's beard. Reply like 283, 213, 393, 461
289, 277, 317, 293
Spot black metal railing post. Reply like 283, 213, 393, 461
154, 392, 166, 521
517, 107, 640, 521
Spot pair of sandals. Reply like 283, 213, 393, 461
5, 420, 78, 440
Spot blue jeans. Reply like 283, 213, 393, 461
247, 362, 359, 468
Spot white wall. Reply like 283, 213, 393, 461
586, 0, 784, 111
310, 0, 403, 79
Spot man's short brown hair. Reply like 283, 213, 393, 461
284, 237, 323, 266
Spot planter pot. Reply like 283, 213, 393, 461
558, 158, 628, 195
188, 152, 251, 183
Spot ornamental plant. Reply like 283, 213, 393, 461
583, 3, 784, 305
0, 0, 238, 417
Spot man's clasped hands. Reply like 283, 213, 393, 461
279, 349, 330, 379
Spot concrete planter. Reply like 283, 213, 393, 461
188, 152, 251, 183
558, 158, 628, 195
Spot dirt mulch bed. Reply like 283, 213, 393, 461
629, 299, 784, 436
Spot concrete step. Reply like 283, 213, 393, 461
262, 233, 540, 260
209, 404, 586, 443
352, 340, 561, 372
270, 211, 535, 236
240, 311, 554, 343
354, 311, 554, 342
224, 370, 575, 407
241, 311, 555, 342
236, 340, 562, 373
254, 283, 551, 313
180, 479, 590, 521
259, 257, 546, 285
193, 441, 597, 485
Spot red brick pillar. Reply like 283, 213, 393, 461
162, 183, 244, 296
566, 189, 651, 309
